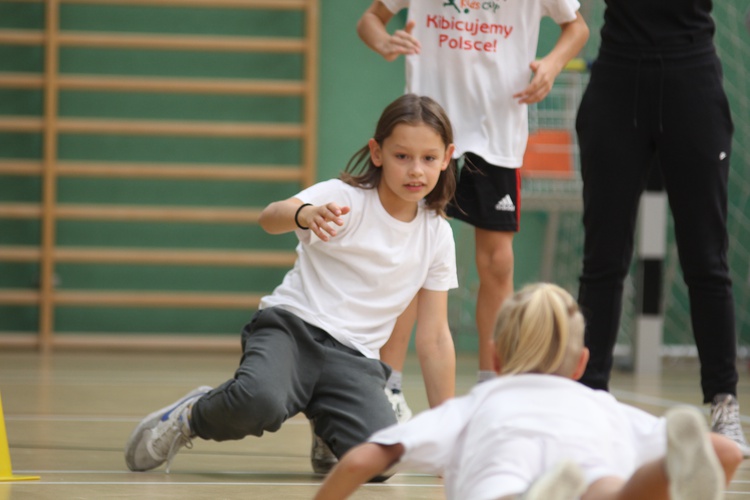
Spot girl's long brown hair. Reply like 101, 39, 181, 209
340, 94, 457, 216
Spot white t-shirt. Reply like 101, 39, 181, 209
381, 0, 580, 167
370, 374, 666, 500
259, 179, 458, 359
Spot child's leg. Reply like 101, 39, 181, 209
306, 335, 397, 465
191, 308, 317, 441
475, 228, 514, 374
583, 406, 740, 500
583, 463, 665, 500
502, 460, 586, 500
126, 308, 318, 473
446, 153, 517, 379
708, 433, 743, 487
311, 298, 417, 474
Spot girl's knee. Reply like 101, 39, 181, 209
211, 388, 289, 437
476, 244, 514, 282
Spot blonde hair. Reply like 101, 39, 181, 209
493, 283, 585, 377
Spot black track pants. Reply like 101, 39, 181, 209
575, 44, 738, 403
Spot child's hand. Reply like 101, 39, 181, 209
301, 203, 351, 242
513, 59, 561, 104
378, 20, 421, 61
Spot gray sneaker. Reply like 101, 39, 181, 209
710, 393, 750, 458
519, 460, 585, 500
125, 386, 211, 473
666, 405, 724, 500
310, 420, 337, 475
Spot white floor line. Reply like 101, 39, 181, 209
4, 480, 441, 488
611, 389, 750, 424
12, 470, 434, 478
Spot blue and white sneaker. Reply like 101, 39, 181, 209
125, 386, 211, 473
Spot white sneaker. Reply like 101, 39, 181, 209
124, 386, 211, 473
666, 405, 725, 500
711, 393, 750, 458
310, 420, 337, 475
520, 460, 586, 500
385, 387, 412, 423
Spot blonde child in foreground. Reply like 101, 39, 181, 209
314, 283, 743, 500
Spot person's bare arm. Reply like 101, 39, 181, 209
258, 197, 350, 241
514, 12, 589, 104
357, 1, 420, 61
314, 442, 404, 500
380, 294, 418, 372
414, 288, 455, 407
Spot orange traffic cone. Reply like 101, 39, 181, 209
0, 393, 38, 481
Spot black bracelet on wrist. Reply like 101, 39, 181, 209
294, 203, 312, 230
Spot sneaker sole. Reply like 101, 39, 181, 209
666, 406, 725, 500
124, 386, 211, 472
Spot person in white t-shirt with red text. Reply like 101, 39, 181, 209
355, 0, 590, 419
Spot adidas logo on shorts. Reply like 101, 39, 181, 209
495, 195, 516, 212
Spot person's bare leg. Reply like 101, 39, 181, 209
583, 407, 742, 500
475, 228, 514, 373
583, 462, 665, 500
709, 433, 743, 483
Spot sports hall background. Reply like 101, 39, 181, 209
0, 1, 748, 361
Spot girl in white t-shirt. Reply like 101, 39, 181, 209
356, 0, 590, 424
124, 94, 460, 475
314, 283, 743, 500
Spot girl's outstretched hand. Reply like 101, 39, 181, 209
301, 203, 351, 242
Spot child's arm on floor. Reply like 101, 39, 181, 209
314, 442, 404, 500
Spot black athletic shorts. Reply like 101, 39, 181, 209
446, 152, 521, 232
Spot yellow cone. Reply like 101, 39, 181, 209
0, 393, 39, 482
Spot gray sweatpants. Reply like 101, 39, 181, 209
190, 307, 397, 458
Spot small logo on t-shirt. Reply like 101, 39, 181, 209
443, 0, 503, 15
495, 195, 515, 212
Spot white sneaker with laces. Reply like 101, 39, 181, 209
125, 386, 211, 473
711, 393, 750, 458
666, 405, 724, 500
519, 460, 585, 500
385, 387, 412, 423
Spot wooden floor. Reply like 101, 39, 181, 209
1, 350, 749, 499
